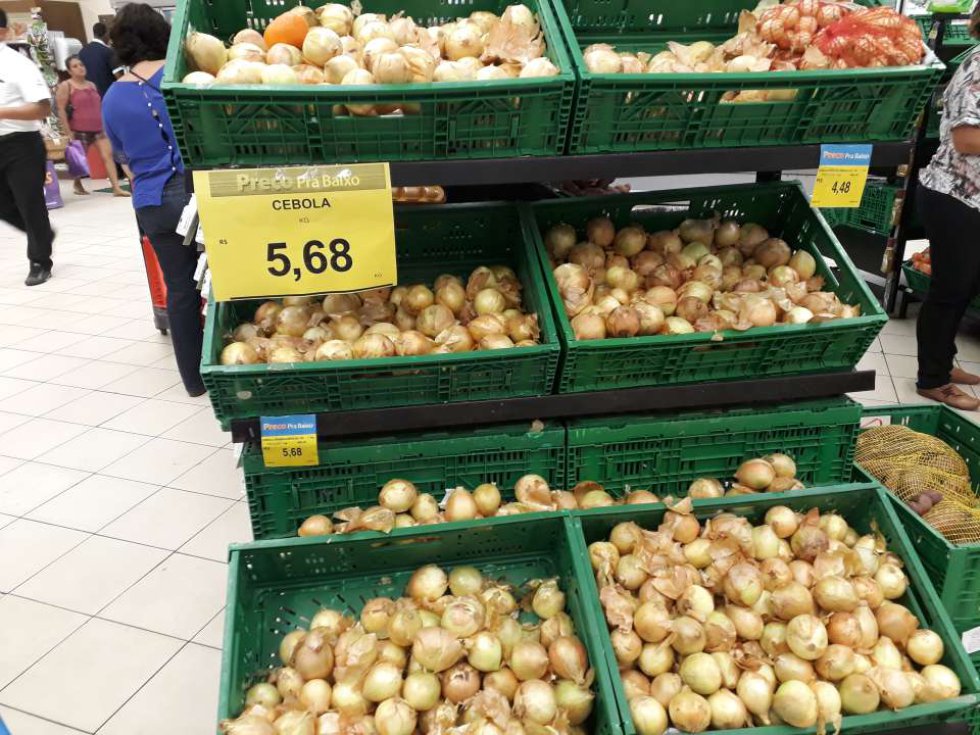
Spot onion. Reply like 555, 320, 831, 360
611, 629, 643, 667
687, 478, 723, 499
374, 698, 416, 735
840, 673, 880, 714
584, 43, 623, 73
222, 341, 260, 364
279, 631, 306, 666
789, 250, 817, 280
760, 559, 793, 592
726, 605, 763, 640
775, 652, 816, 683
407, 565, 448, 602
415, 305, 455, 338
791, 524, 829, 562
445, 487, 479, 521
724, 563, 764, 607
813, 576, 858, 613
771, 582, 815, 622
555, 680, 594, 725
676, 586, 714, 623
441, 596, 484, 638
509, 640, 549, 681
707, 689, 748, 729
786, 614, 828, 661
466, 631, 503, 673
514, 680, 558, 725
735, 459, 775, 490
363, 662, 403, 702
532, 580, 565, 620
606, 306, 641, 338
441, 662, 480, 703
671, 616, 707, 655
761, 622, 789, 658
704, 612, 737, 654
412, 627, 463, 673
647, 673, 679, 706
876, 563, 908, 600
679, 652, 722, 696
737, 672, 773, 723
639, 641, 674, 677
331, 679, 368, 716
921, 664, 961, 701
402, 671, 441, 711
445, 23, 484, 60
826, 612, 862, 649
628, 695, 667, 735
572, 312, 606, 340
876, 602, 919, 647
854, 606, 880, 651
246, 682, 281, 709
907, 629, 944, 666
540, 611, 575, 648
790, 560, 815, 588
870, 666, 916, 709
815, 644, 856, 682
387, 607, 422, 648
410, 494, 439, 523
186, 32, 227, 75
668, 687, 711, 733
274, 710, 315, 735
361, 598, 395, 637
292, 629, 334, 680
773, 680, 818, 728
377, 479, 417, 514
766, 506, 799, 538
485, 668, 520, 702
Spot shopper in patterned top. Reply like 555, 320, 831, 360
916, 7, 980, 411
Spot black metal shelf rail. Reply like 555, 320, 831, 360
229, 370, 875, 443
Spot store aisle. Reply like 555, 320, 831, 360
0, 185, 251, 735
0, 188, 978, 734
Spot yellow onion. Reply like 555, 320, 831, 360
630, 695, 668, 735
639, 641, 674, 677
412, 627, 463, 672
442, 596, 484, 638
668, 687, 711, 733
514, 680, 557, 725
442, 662, 480, 703
815, 644, 855, 682
410, 494, 439, 523
374, 698, 416, 735
921, 664, 961, 701
814, 576, 859, 612
876, 563, 908, 600
402, 671, 441, 711
445, 487, 479, 521
708, 689, 748, 730
870, 666, 916, 709
649, 673, 680, 707
907, 629, 944, 666
509, 640, 549, 681
773, 680, 818, 727
407, 565, 448, 601
292, 629, 334, 680
840, 673, 880, 714
876, 602, 919, 646
485, 668, 520, 702
737, 672, 773, 724
555, 680, 594, 725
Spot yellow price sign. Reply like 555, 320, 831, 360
811, 144, 872, 209
193, 164, 397, 301
260, 414, 319, 468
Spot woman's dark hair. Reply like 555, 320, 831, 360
972, 3, 980, 40
66, 54, 83, 69
110, 3, 171, 67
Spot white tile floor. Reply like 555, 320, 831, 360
0, 180, 250, 735
2, 178, 980, 734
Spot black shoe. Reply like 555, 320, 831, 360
25, 264, 51, 286
186, 386, 207, 398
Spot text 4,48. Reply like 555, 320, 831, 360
267, 239, 353, 282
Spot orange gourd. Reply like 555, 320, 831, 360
264, 10, 311, 49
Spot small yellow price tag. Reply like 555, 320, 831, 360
811, 144, 872, 209
194, 164, 397, 301
261, 414, 319, 468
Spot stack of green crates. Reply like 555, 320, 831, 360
524, 182, 887, 393
216, 485, 980, 735
857, 404, 980, 674
201, 202, 561, 430
163, 0, 575, 166
553, 0, 944, 153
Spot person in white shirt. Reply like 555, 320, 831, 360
0, 8, 56, 286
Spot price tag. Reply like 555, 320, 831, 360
962, 625, 980, 654
812, 144, 872, 209
193, 164, 397, 301
261, 414, 319, 468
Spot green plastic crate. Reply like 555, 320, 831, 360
858, 404, 980, 636
902, 260, 980, 311
219, 515, 622, 735
201, 202, 560, 429
241, 421, 566, 539
162, 0, 575, 167
566, 484, 980, 735
524, 182, 888, 393
566, 397, 861, 495
917, 15, 978, 47
552, 0, 945, 154
822, 181, 901, 237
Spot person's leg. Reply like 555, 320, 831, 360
916, 187, 980, 407
74, 177, 89, 195
136, 178, 205, 394
95, 136, 127, 195
3, 133, 55, 282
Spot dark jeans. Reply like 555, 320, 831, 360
0, 131, 54, 269
136, 175, 205, 394
916, 185, 980, 389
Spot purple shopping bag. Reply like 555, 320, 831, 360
44, 161, 63, 210
65, 140, 89, 179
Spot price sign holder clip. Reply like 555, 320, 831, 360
260, 414, 319, 468
812, 144, 872, 209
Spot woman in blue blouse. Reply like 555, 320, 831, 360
103, 3, 205, 396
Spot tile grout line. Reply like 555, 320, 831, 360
0, 703, 95, 734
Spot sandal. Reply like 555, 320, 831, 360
916, 383, 980, 411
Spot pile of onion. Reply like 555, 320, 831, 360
688, 454, 806, 499
220, 266, 541, 366
543, 214, 860, 343
185, 3, 559, 116
219, 564, 595, 735
591, 500, 961, 735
